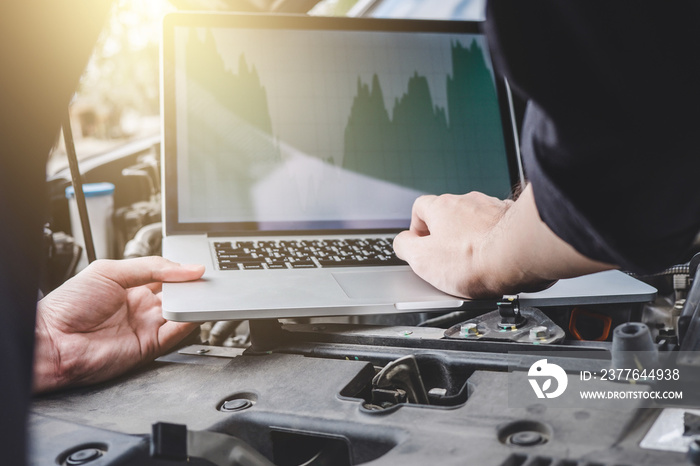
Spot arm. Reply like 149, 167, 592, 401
485, 2, 700, 274
33, 257, 204, 393
393, 184, 614, 299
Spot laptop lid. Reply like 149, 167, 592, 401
161, 13, 521, 237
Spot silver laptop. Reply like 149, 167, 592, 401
160, 13, 655, 322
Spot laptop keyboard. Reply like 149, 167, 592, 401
213, 238, 407, 270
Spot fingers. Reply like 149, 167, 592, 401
394, 195, 437, 265
393, 229, 427, 265
157, 321, 200, 355
88, 257, 205, 289
409, 195, 437, 236
145, 282, 163, 294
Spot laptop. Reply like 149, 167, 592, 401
160, 13, 655, 322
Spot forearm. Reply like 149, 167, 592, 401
476, 184, 615, 295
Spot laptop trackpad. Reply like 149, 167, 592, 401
332, 270, 450, 300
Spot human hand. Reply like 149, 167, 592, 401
393, 185, 614, 299
393, 191, 514, 298
33, 257, 205, 393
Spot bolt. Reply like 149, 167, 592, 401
529, 326, 549, 339
510, 431, 546, 446
400, 330, 413, 336
461, 323, 479, 336
220, 399, 253, 412
66, 448, 102, 465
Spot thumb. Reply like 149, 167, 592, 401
88, 257, 205, 289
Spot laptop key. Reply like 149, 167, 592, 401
290, 260, 317, 269
240, 262, 265, 270
355, 259, 389, 266
380, 257, 408, 266
219, 263, 240, 270
218, 253, 255, 260
317, 259, 357, 268
266, 261, 288, 269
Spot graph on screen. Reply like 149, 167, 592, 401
175, 26, 511, 224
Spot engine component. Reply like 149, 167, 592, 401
444, 298, 565, 345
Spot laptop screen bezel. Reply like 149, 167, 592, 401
161, 12, 521, 236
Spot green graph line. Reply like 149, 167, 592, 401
343, 40, 510, 195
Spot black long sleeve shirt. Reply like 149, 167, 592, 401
486, 1, 700, 273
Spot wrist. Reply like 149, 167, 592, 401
471, 187, 554, 297
471, 202, 515, 297
473, 184, 613, 298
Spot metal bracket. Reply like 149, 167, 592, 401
444, 305, 565, 345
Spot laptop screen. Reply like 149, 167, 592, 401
162, 14, 519, 233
